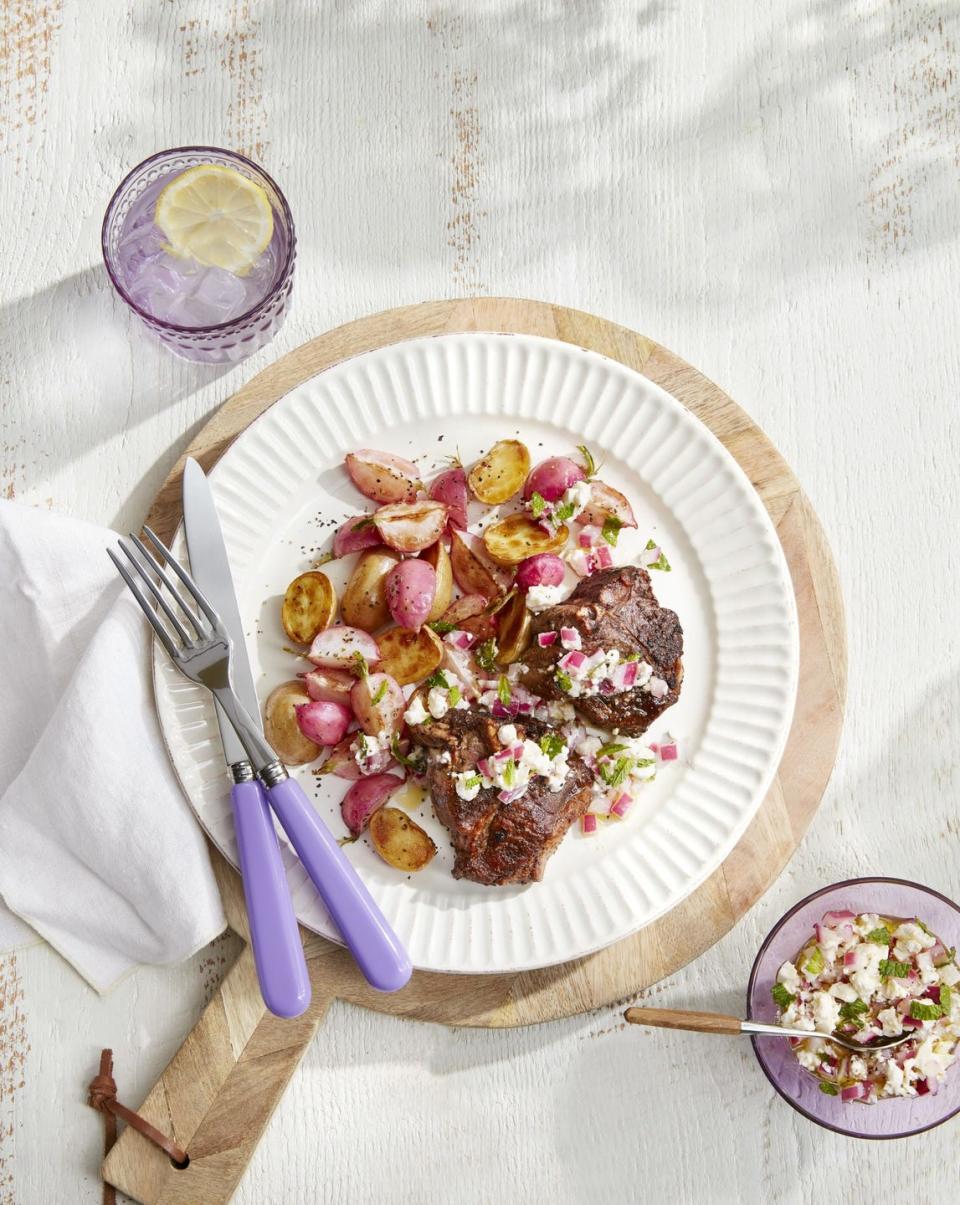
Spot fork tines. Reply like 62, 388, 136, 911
108, 525, 218, 658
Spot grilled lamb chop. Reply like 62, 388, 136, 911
410, 709, 593, 885
520, 565, 683, 735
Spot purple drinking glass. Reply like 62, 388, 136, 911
102, 146, 296, 364
747, 877, 960, 1139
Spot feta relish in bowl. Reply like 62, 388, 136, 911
774, 911, 960, 1103
747, 879, 960, 1138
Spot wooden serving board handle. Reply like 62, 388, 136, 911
624, 1007, 743, 1035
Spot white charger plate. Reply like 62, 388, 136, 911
154, 332, 799, 975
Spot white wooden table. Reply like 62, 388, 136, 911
3, 2, 958, 1200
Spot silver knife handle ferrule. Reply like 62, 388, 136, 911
259, 761, 289, 789
230, 760, 257, 784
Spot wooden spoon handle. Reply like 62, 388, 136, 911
624, 1007, 743, 1035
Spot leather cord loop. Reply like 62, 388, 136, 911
88, 1047, 189, 1194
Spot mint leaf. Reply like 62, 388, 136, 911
599, 756, 633, 788
577, 444, 597, 478
940, 983, 953, 1013
539, 733, 565, 760
497, 675, 512, 706
866, 927, 891, 945
352, 517, 375, 530
425, 669, 450, 690
597, 741, 629, 758
553, 500, 575, 523
462, 774, 482, 789
475, 638, 498, 672
429, 619, 455, 635
838, 999, 868, 1021
555, 667, 573, 692
530, 491, 546, 519
390, 734, 424, 771
879, 959, 911, 979
447, 686, 462, 708
910, 1000, 944, 1021
352, 651, 369, 678
371, 680, 388, 705
819, 1081, 839, 1096
502, 759, 517, 787
771, 982, 794, 1008
601, 515, 623, 546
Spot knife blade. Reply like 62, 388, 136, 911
182, 457, 262, 768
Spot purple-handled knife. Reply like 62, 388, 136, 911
182, 459, 412, 994
183, 460, 311, 1019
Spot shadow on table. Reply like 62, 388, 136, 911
0, 266, 233, 527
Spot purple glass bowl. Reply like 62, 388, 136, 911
747, 878, 960, 1139
101, 146, 296, 364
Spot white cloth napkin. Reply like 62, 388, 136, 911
0, 500, 226, 991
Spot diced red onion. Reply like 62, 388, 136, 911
476, 758, 492, 779
516, 700, 534, 714
581, 814, 599, 836
901, 1015, 923, 1029
511, 743, 525, 760
444, 629, 475, 650
916, 1078, 931, 1096
658, 741, 678, 761
568, 548, 597, 577
596, 544, 613, 568
640, 543, 662, 568
608, 792, 633, 820
840, 1082, 868, 1102
821, 910, 856, 927
558, 649, 587, 673
537, 631, 558, 647
498, 787, 525, 804
560, 626, 582, 650
598, 678, 617, 696
929, 940, 950, 966
925, 1077, 940, 1097
843, 950, 858, 969
578, 525, 602, 548
923, 986, 941, 1003
491, 699, 519, 719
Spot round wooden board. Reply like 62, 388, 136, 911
148, 297, 847, 1028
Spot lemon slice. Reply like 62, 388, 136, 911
155, 164, 273, 275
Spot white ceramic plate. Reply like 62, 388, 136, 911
155, 332, 799, 974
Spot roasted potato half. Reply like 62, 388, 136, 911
263, 681, 322, 766
481, 513, 568, 566
495, 591, 532, 665
421, 539, 453, 621
281, 571, 337, 644
467, 439, 531, 505
376, 624, 444, 686
450, 530, 512, 599
341, 548, 401, 631
369, 806, 437, 872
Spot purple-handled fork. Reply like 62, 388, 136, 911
108, 527, 412, 1010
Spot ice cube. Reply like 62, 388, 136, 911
165, 265, 250, 328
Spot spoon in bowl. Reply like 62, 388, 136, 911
624, 1007, 912, 1053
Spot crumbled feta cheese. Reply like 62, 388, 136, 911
828, 981, 858, 1002
777, 961, 802, 995
892, 921, 936, 959
427, 686, 451, 719
812, 990, 842, 1035
878, 1006, 903, 1037
915, 951, 940, 986
796, 1047, 822, 1072
854, 913, 882, 937
940, 961, 960, 987
497, 724, 518, 747
403, 695, 429, 726
352, 730, 391, 773
526, 584, 568, 612
914, 1035, 953, 1082
884, 1059, 909, 1096
849, 1056, 868, 1080
564, 480, 593, 517
453, 770, 483, 801
849, 942, 885, 1000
